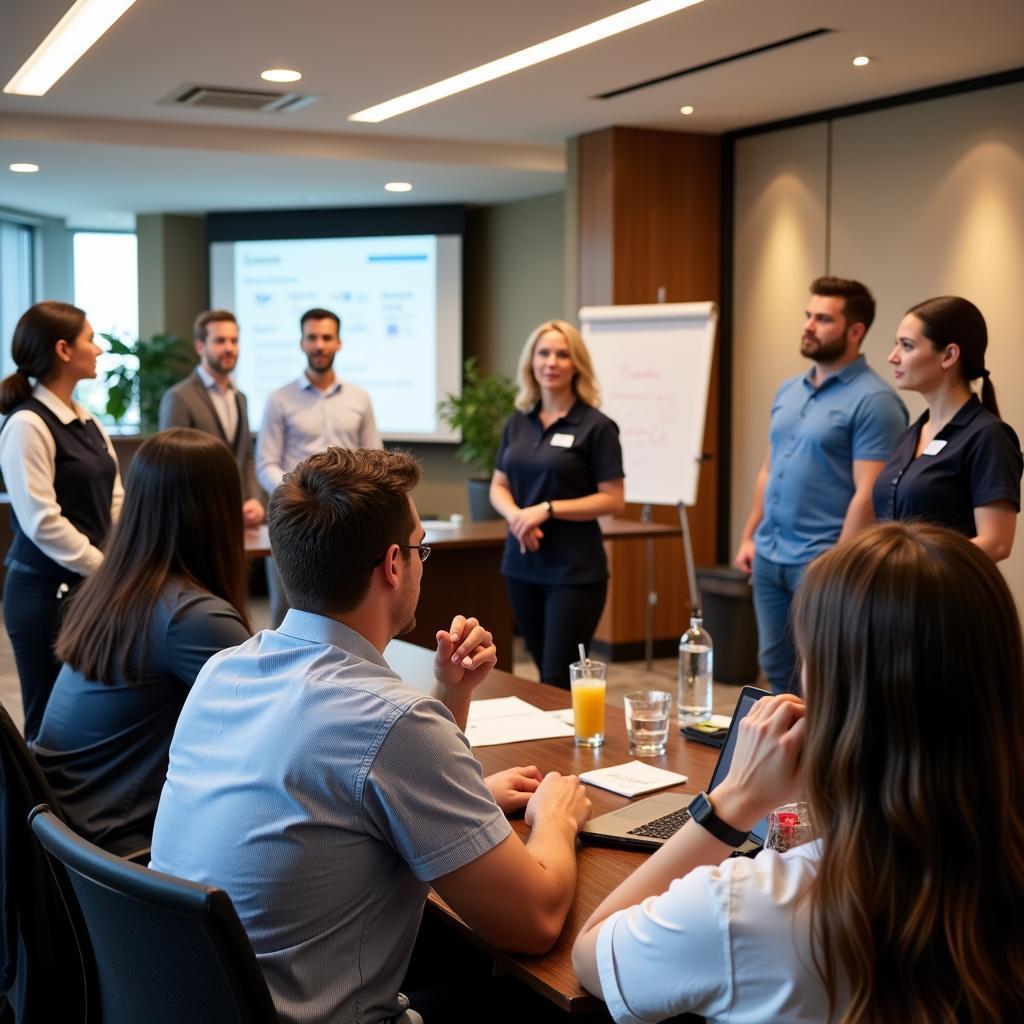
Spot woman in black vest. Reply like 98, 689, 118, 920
0, 301, 123, 742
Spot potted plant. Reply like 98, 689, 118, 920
102, 332, 196, 434
438, 357, 517, 520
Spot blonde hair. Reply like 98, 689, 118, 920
514, 320, 600, 412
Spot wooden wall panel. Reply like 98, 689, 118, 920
574, 126, 722, 655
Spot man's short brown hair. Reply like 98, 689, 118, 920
193, 309, 237, 342
810, 276, 875, 334
268, 447, 420, 614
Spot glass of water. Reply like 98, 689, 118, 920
623, 690, 673, 756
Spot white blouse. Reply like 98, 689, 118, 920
0, 383, 123, 575
595, 841, 841, 1024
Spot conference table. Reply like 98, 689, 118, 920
245, 517, 682, 671
383, 639, 718, 1018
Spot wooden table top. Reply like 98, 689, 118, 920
245, 516, 681, 560
383, 640, 717, 1015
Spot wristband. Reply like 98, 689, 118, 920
542, 500, 553, 518
687, 791, 750, 848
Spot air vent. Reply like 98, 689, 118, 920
168, 85, 318, 113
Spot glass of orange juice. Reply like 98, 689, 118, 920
570, 659, 607, 747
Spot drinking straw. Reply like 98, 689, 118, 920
578, 643, 588, 668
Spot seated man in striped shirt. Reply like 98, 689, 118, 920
151, 447, 590, 1024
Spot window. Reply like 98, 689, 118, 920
72, 231, 138, 425
0, 220, 36, 379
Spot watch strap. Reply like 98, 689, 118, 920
688, 791, 750, 848
542, 500, 553, 517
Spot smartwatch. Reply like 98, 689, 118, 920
542, 500, 554, 518
687, 791, 750, 848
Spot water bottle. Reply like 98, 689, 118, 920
678, 614, 713, 727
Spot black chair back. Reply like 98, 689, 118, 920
0, 704, 87, 1021
28, 805, 278, 1023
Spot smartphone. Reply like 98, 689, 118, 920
681, 720, 730, 748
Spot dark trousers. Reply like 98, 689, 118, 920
3, 569, 73, 743
506, 577, 608, 689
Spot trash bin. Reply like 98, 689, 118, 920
696, 566, 759, 686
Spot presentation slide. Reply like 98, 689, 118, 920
210, 234, 461, 441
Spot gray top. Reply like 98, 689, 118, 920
33, 578, 250, 854
150, 610, 511, 1024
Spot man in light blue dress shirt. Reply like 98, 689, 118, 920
734, 277, 907, 694
151, 447, 590, 1024
257, 308, 383, 626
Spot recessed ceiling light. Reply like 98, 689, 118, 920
852, 56, 871, 67
680, 105, 694, 115
261, 68, 302, 84
9, 163, 40, 174
384, 182, 413, 193
3, 0, 139, 97
349, 0, 707, 123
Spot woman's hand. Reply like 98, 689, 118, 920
711, 694, 806, 830
485, 765, 544, 815
509, 503, 549, 553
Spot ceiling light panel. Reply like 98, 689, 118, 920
348, 0, 707, 123
4, 0, 139, 97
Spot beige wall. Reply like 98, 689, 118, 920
137, 213, 208, 342
731, 80, 1024, 605
415, 191, 566, 516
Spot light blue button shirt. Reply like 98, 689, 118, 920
151, 610, 510, 1024
256, 376, 382, 493
755, 357, 907, 565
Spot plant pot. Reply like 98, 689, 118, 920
467, 479, 501, 521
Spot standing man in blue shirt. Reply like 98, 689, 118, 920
734, 277, 907, 694
257, 307, 383, 626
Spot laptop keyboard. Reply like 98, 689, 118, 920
627, 807, 691, 840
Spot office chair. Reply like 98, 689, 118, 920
0, 702, 88, 1021
28, 805, 279, 1023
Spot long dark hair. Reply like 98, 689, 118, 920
792, 522, 1024, 1022
0, 301, 86, 413
907, 296, 999, 417
56, 428, 251, 683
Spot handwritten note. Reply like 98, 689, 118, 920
580, 761, 688, 798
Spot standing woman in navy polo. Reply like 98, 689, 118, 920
490, 320, 625, 688
873, 296, 1022, 560
0, 301, 123, 741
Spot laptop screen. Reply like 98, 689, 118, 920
709, 689, 770, 844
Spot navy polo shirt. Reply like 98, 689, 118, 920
495, 401, 624, 585
872, 396, 1022, 537
755, 357, 908, 565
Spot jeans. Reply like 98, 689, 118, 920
751, 554, 808, 695
505, 577, 608, 689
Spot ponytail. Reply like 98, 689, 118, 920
0, 368, 33, 415
0, 301, 86, 415
979, 373, 1000, 419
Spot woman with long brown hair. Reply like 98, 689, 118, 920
32, 428, 251, 855
874, 296, 1022, 560
573, 521, 1024, 1022
0, 301, 123, 743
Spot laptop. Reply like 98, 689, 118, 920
580, 685, 772, 855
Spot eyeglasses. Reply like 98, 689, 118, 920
375, 543, 432, 566
399, 544, 431, 562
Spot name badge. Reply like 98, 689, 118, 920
923, 439, 947, 456
550, 433, 575, 448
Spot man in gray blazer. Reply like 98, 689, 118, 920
158, 310, 264, 526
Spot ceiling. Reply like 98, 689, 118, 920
1, 0, 1022, 226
